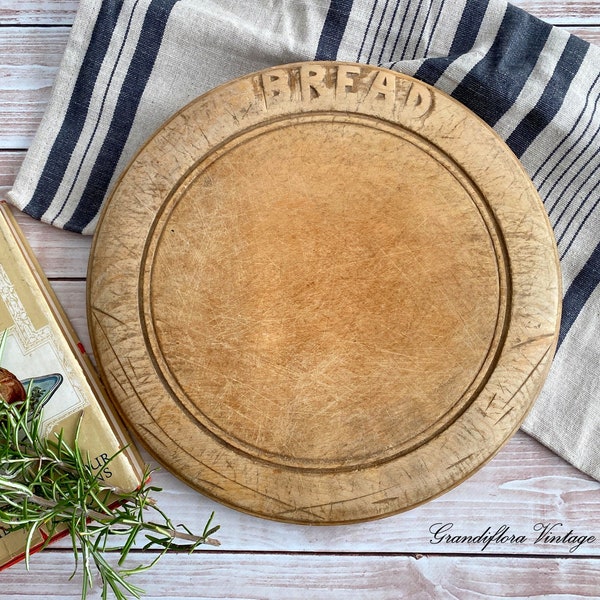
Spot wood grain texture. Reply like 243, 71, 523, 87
50, 279, 91, 352
88, 62, 561, 524
0, 27, 68, 149
0, 0, 598, 26
0, 151, 24, 195
512, 0, 600, 23
3, 552, 600, 599
565, 25, 600, 42
0, 0, 78, 24
5, 206, 92, 278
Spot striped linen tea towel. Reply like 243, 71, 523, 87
7, 0, 600, 481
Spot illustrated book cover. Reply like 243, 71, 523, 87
0, 201, 144, 569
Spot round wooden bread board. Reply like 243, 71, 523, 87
88, 62, 561, 524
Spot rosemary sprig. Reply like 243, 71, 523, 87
0, 385, 220, 600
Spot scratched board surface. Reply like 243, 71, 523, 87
1, 2, 600, 599
87, 61, 560, 524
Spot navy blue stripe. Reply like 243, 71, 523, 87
450, 5, 551, 128
366, 0, 392, 63
51, 0, 142, 227
561, 199, 600, 261
23, 0, 124, 220
315, 0, 354, 60
377, 0, 404, 64
419, 0, 446, 59
400, 0, 426, 61
546, 98, 600, 217
407, 0, 435, 60
557, 174, 600, 256
413, 0, 489, 86
357, 1, 379, 62
533, 70, 600, 188
63, 0, 180, 233
385, 1, 412, 65
553, 153, 599, 230
506, 35, 589, 157
558, 239, 600, 348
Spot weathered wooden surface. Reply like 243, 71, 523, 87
512, 0, 600, 22
88, 61, 561, 524
9, 207, 91, 277
0, 0, 78, 24
567, 25, 600, 43
0, 27, 69, 149
1, 1, 600, 598
0, 0, 598, 25
3, 552, 600, 599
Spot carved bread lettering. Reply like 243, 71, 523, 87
258, 62, 433, 120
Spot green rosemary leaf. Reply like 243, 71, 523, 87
202, 511, 218, 537
0, 477, 33, 496
0, 380, 220, 599
117, 523, 141, 566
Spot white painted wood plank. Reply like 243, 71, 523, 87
3, 552, 600, 599
1, 0, 599, 27
9, 206, 91, 278
512, 0, 600, 25
0, 27, 68, 149
0, 150, 23, 198
0, 1, 78, 25
50, 279, 91, 351
565, 25, 600, 44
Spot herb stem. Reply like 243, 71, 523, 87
0, 384, 221, 598
2, 482, 221, 548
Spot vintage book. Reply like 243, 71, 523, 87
0, 201, 144, 570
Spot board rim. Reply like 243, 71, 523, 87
87, 61, 562, 524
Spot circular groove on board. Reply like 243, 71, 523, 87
89, 62, 561, 523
